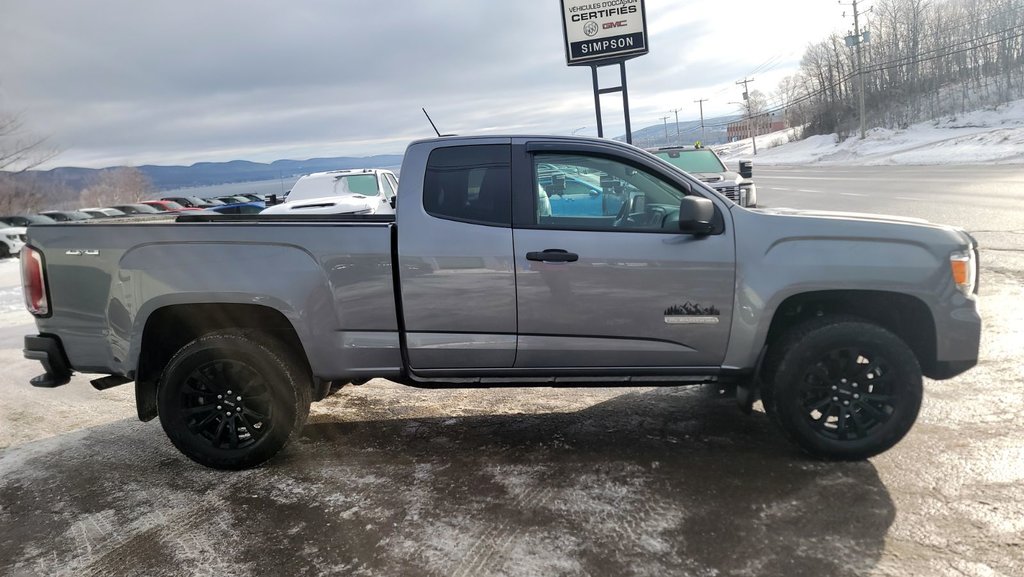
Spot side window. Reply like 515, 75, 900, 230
424, 145, 511, 226
386, 173, 399, 193
533, 154, 686, 232
380, 173, 395, 200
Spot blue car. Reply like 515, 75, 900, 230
539, 167, 624, 217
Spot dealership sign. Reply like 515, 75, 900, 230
561, 0, 649, 66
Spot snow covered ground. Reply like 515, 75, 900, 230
0, 259, 28, 327
718, 99, 1024, 166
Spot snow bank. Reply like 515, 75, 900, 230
719, 99, 1024, 166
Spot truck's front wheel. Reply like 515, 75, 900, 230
764, 317, 923, 460
157, 331, 312, 470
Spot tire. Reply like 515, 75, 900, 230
157, 331, 312, 470
764, 316, 922, 460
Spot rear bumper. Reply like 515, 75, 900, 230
23, 334, 73, 387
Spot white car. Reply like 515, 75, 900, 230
0, 226, 26, 259
262, 168, 398, 216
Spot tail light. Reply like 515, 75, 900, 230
21, 246, 49, 316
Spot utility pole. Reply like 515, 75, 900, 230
842, 0, 869, 139
669, 108, 683, 144
660, 115, 671, 144
736, 78, 757, 155
693, 98, 707, 144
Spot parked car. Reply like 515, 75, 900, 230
261, 168, 396, 216
161, 196, 220, 209
110, 203, 163, 215
81, 207, 127, 219
0, 215, 57, 227
142, 200, 199, 213
194, 203, 266, 215
39, 211, 94, 222
22, 135, 980, 470
537, 162, 624, 217
216, 196, 259, 206
0, 226, 26, 258
647, 145, 757, 207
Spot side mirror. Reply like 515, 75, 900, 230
389, 196, 396, 209
739, 160, 753, 179
679, 196, 715, 235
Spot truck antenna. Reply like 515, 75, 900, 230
422, 108, 455, 137
422, 108, 442, 137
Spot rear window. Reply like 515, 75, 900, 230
423, 145, 511, 227
655, 149, 727, 173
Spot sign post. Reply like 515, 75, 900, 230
560, 0, 649, 144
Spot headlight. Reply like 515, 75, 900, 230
950, 250, 977, 296
6, 234, 17, 241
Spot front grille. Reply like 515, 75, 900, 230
715, 185, 740, 201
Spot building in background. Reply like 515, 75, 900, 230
727, 112, 788, 142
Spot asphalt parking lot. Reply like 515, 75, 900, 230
1, 165, 1022, 577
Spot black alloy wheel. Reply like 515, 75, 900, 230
158, 331, 311, 469
179, 359, 275, 451
796, 347, 899, 442
764, 317, 922, 460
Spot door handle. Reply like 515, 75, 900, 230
526, 249, 579, 263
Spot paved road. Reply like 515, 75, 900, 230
757, 164, 1024, 240
1, 166, 1022, 577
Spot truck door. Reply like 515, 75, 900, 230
396, 140, 517, 370
511, 140, 736, 368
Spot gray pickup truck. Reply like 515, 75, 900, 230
22, 135, 981, 469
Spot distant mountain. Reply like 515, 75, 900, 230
37, 154, 405, 192
617, 114, 741, 148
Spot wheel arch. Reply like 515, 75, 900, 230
760, 290, 937, 380
134, 303, 312, 421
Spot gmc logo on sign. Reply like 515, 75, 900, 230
603, 20, 628, 29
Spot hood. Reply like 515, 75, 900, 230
749, 206, 974, 247
1, 226, 26, 235
262, 194, 375, 215
752, 207, 930, 226
693, 171, 742, 186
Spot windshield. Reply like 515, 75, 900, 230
654, 150, 727, 174
160, 200, 185, 210
338, 174, 379, 195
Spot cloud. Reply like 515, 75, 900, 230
0, 0, 843, 168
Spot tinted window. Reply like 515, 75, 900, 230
654, 150, 726, 173
423, 145, 510, 226
533, 153, 686, 232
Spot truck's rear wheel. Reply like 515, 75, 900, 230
764, 317, 922, 460
157, 331, 312, 470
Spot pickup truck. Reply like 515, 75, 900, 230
21, 135, 981, 470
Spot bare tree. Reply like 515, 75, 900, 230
0, 111, 58, 172
79, 167, 154, 207
0, 110, 61, 214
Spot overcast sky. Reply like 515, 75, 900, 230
1, 0, 846, 169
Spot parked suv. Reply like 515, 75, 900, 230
647, 145, 756, 207
261, 168, 398, 216
0, 226, 25, 259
